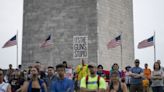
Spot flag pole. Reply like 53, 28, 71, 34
120, 32, 123, 69
16, 30, 18, 68
154, 31, 156, 62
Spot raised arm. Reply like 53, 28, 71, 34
43, 82, 48, 92
21, 81, 29, 92
7, 84, 11, 92
121, 83, 128, 92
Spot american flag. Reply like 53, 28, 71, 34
138, 36, 154, 49
107, 35, 121, 49
2, 35, 17, 48
40, 35, 53, 48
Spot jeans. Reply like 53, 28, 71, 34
152, 86, 163, 92
130, 84, 143, 92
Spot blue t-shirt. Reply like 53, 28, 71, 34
44, 75, 57, 92
130, 67, 143, 85
51, 78, 74, 92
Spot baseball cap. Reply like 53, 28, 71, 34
135, 59, 140, 63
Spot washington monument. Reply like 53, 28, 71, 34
22, 0, 134, 69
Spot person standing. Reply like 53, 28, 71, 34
129, 59, 144, 92
108, 71, 128, 92
143, 63, 151, 92
0, 68, 11, 92
156, 60, 164, 91
151, 62, 164, 92
21, 67, 47, 92
6, 64, 15, 82
63, 61, 69, 68
63, 61, 73, 79
124, 66, 131, 91
156, 60, 164, 71
34, 61, 46, 79
9, 70, 25, 92
80, 64, 106, 92
110, 63, 122, 78
97, 65, 106, 79
75, 59, 89, 91
51, 64, 74, 92
44, 66, 57, 92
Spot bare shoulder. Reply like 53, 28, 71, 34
21, 81, 30, 92
23, 81, 29, 85
7, 84, 11, 92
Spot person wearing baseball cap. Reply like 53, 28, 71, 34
80, 63, 106, 92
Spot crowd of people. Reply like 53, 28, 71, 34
0, 59, 164, 92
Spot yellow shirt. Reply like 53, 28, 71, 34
142, 79, 149, 87
75, 64, 89, 80
80, 75, 106, 90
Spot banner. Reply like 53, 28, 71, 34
73, 36, 88, 58
65, 68, 73, 79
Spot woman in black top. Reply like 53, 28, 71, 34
21, 66, 47, 92
108, 72, 127, 92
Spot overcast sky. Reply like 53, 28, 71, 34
0, 0, 164, 69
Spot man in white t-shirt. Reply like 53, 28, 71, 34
157, 60, 164, 90
0, 69, 11, 92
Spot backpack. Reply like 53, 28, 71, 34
28, 79, 45, 92
86, 75, 100, 89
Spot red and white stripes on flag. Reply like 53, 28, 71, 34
138, 36, 154, 49
107, 35, 121, 49
40, 35, 53, 48
2, 35, 17, 48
